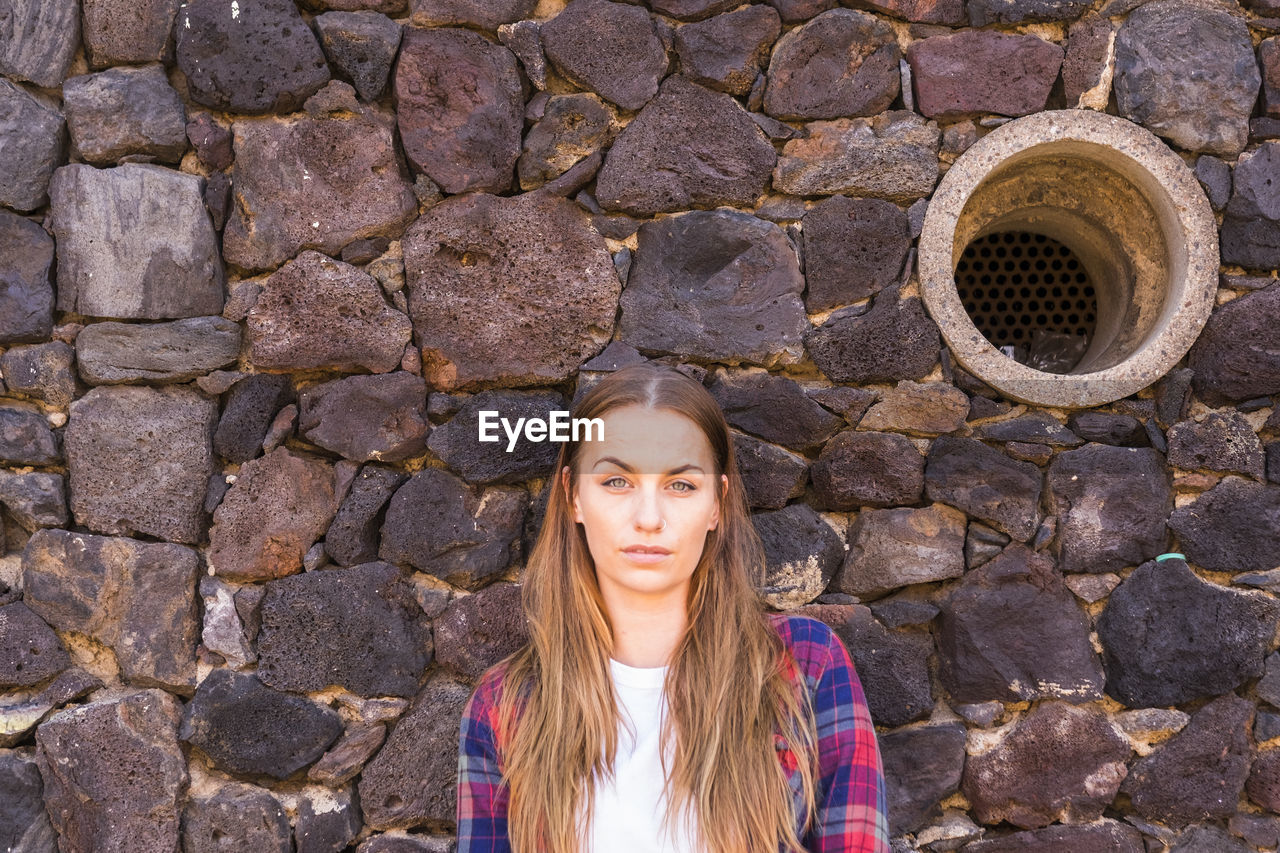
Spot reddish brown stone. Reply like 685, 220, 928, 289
402, 191, 619, 391
846, 0, 964, 24
1063, 15, 1115, 106
907, 30, 1064, 119
962, 701, 1130, 828
763, 9, 900, 120
247, 251, 412, 374
223, 110, 417, 273
408, 0, 536, 30
82, 0, 181, 68
773, 111, 939, 201
207, 447, 340, 582
393, 26, 523, 195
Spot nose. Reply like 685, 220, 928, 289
632, 479, 665, 532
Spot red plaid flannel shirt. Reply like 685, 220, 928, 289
456, 612, 891, 852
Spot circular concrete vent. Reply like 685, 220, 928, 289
918, 110, 1219, 408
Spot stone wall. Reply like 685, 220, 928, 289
2, 0, 1280, 850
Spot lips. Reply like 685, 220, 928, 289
623, 545, 671, 555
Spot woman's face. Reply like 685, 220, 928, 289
565, 404, 728, 610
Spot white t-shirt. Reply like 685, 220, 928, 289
577, 657, 704, 852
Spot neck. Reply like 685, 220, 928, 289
606, 599, 688, 668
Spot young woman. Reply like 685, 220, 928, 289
456, 362, 890, 853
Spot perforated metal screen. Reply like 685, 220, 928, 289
956, 231, 1098, 350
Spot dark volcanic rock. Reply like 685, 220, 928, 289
314, 11, 403, 101
181, 784, 292, 853
925, 436, 1042, 542
805, 286, 940, 384
246, 251, 412, 374
64, 385, 217, 545
706, 370, 844, 454
180, 668, 344, 780
1188, 282, 1280, 404
1098, 555, 1280, 706
1121, 693, 1254, 826
0, 79, 67, 213
432, 582, 529, 680
518, 94, 620, 191
36, 690, 187, 850
176, 0, 331, 114
810, 430, 925, 510
1167, 410, 1267, 478
0, 601, 71, 688
619, 210, 807, 369
223, 109, 417, 273
836, 503, 966, 598
256, 561, 432, 698
21, 528, 200, 693
596, 75, 777, 217
298, 372, 430, 463
379, 467, 526, 588
1167, 476, 1280, 572
82, 0, 182, 68
215, 374, 296, 464
754, 504, 845, 609
63, 65, 187, 166
1220, 146, 1280, 272
0, 210, 56, 344
675, 5, 781, 96
1113, 0, 1259, 157
357, 672, 474, 828
802, 195, 911, 312
0, 401, 58, 467
937, 544, 1105, 704
541, 0, 669, 111
957, 821, 1144, 853
0, 0, 79, 88
878, 723, 966, 834
325, 465, 407, 567
1046, 444, 1171, 574
772, 110, 939, 201
827, 605, 934, 727
75, 317, 242, 385
426, 389, 565, 484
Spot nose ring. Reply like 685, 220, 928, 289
658, 519, 666, 531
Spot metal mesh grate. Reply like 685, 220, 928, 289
955, 231, 1098, 372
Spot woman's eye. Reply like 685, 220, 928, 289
603, 476, 627, 488
671, 481, 695, 492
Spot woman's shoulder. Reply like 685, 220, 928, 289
766, 611, 844, 680
464, 658, 520, 730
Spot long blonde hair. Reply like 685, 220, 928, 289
489, 362, 820, 853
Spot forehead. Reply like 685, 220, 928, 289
579, 405, 715, 473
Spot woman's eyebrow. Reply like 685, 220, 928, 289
591, 456, 705, 475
